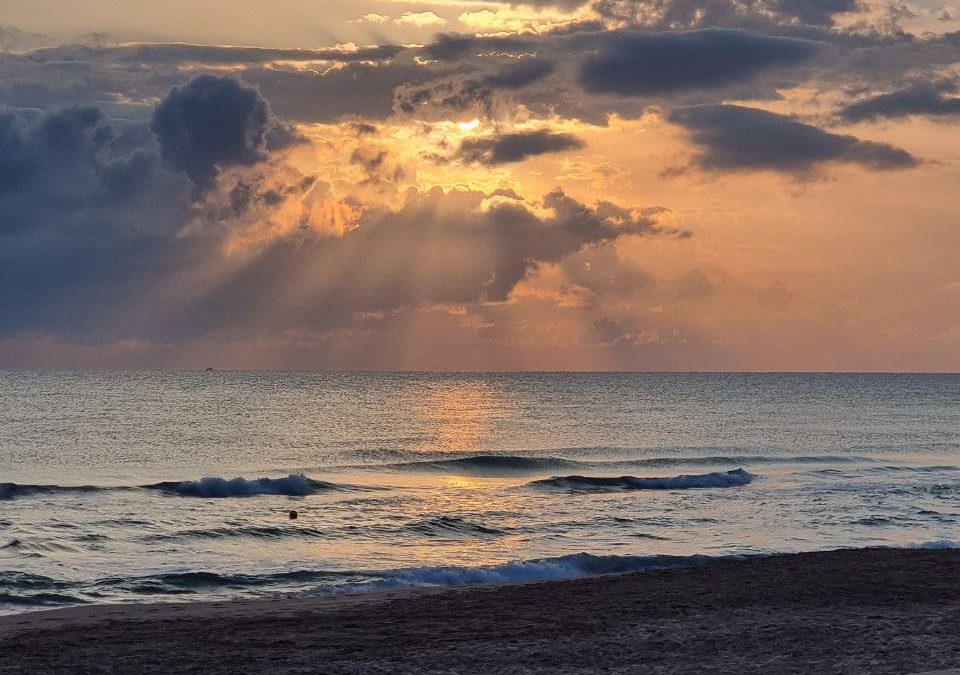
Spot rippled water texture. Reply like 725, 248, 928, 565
2, 372, 959, 612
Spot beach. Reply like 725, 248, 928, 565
3, 547, 960, 674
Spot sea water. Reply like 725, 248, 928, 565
2, 371, 959, 613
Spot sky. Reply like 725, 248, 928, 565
1, 0, 960, 371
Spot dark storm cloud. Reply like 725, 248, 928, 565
150, 75, 273, 191
669, 104, 917, 173
0, 105, 167, 232
459, 131, 584, 165
0, 103, 193, 334
0, 74, 333, 340
579, 29, 819, 95
421, 33, 538, 61
0, 40, 417, 124
591, 0, 859, 29
839, 81, 960, 122
482, 59, 556, 90
4, 17, 960, 130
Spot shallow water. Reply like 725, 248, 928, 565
2, 371, 959, 612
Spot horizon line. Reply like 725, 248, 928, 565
3, 368, 960, 376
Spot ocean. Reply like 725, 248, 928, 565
2, 371, 959, 613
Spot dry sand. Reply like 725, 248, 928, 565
3, 547, 960, 674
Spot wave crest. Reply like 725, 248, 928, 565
528, 468, 754, 492
383, 455, 581, 475
372, 453, 867, 476
143, 474, 352, 497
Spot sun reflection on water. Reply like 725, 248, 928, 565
412, 380, 506, 454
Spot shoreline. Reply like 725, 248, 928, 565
4, 548, 960, 673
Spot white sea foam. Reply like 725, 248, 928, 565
339, 551, 755, 592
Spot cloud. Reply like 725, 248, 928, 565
483, 58, 556, 89
244, 62, 429, 124
772, 0, 859, 26
180, 187, 671, 336
150, 75, 276, 191
510, 0, 587, 9
0, 23, 52, 52
669, 104, 917, 173
22, 42, 404, 66
395, 12, 448, 28
560, 243, 654, 298
839, 81, 960, 122
0, 104, 193, 336
393, 58, 555, 120
591, 0, 858, 29
356, 14, 390, 24
459, 130, 584, 164
671, 270, 715, 300
0, 105, 173, 233
0, 76, 678, 344
310, 187, 666, 306
5, 15, 957, 132
420, 33, 535, 61
579, 28, 819, 95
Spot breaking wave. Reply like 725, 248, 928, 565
355, 552, 748, 590
528, 468, 755, 491
6, 545, 959, 610
0, 552, 749, 608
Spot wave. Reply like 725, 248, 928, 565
401, 516, 506, 538
528, 469, 754, 492
380, 455, 582, 475
92, 568, 350, 596
142, 474, 360, 497
2, 474, 372, 501
0, 571, 73, 590
5, 544, 958, 610
359, 552, 742, 590
372, 453, 868, 476
144, 525, 330, 542
0, 592, 89, 607
60, 552, 750, 599
0, 483, 113, 500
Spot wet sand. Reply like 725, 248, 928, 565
3, 547, 960, 674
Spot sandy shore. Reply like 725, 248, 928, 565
3, 548, 960, 674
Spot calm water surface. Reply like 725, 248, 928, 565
2, 372, 959, 612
